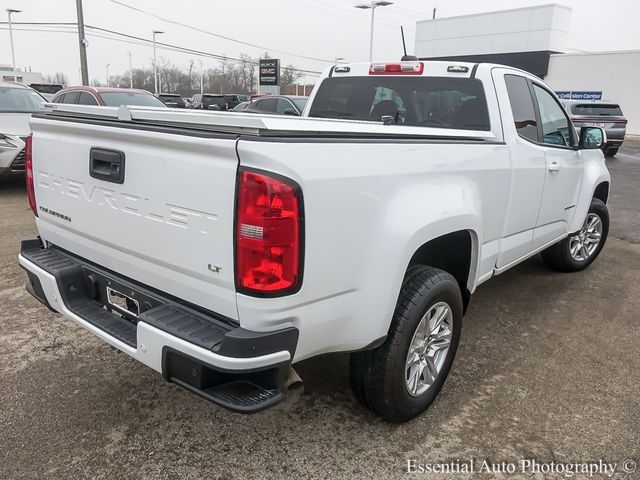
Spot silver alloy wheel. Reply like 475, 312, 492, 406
569, 213, 603, 262
405, 301, 453, 397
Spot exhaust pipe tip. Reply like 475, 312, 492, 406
284, 366, 303, 391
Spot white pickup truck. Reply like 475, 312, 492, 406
19, 61, 610, 422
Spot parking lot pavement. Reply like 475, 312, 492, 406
1, 142, 639, 480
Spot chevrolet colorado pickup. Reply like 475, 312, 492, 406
19, 61, 611, 422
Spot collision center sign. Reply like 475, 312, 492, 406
555, 91, 603, 100
259, 59, 280, 86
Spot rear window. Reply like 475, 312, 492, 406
308, 76, 490, 130
571, 104, 623, 116
29, 84, 64, 94
203, 95, 226, 107
101, 92, 166, 107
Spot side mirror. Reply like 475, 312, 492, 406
283, 108, 299, 116
579, 126, 606, 149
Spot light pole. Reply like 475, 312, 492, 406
106, 63, 110, 87
75, 0, 89, 85
199, 60, 203, 95
152, 30, 164, 94
354, 1, 393, 62
128, 52, 133, 88
6, 8, 21, 82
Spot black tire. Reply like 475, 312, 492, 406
542, 198, 609, 272
604, 147, 619, 157
350, 266, 463, 422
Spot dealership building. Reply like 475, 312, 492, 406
414, 3, 640, 135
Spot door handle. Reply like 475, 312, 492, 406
548, 162, 561, 173
90, 148, 125, 184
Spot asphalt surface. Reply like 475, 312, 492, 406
1, 141, 639, 480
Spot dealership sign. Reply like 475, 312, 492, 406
555, 91, 603, 100
259, 59, 280, 86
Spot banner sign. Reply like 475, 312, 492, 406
259, 59, 280, 86
555, 91, 603, 101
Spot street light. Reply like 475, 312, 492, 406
354, 1, 393, 62
199, 59, 204, 95
106, 63, 110, 87
152, 30, 164, 94
6, 8, 22, 82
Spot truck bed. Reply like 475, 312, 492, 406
40, 103, 498, 140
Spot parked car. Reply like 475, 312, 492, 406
156, 93, 186, 108
230, 101, 251, 112
243, 95, 308, 116
192, 93, 250, 111
0, 82, 47, 176
561, 100, 627, 156
20, 60, 610, 422
29, 83, 64, 96
52, 86, 167, 108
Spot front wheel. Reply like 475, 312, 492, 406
350, 266, 463, 422
604, 147, 619, 157
542, 198, 609, 272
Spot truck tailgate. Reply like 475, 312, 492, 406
29, 116, 240, 321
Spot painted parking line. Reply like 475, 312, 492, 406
616, 152, 640, 160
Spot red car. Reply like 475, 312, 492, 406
52, 86, 167, 108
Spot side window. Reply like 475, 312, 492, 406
257, 98, 277, 113
60, 91, 80, 104
276, 98, 294, 113
78, 92, 98, 105
504, 75, 538, 143
532, 84, 574, 147
53, 94, 64, 103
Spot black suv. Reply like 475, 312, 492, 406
156, 93, 186, 108
191, 94, 249, 111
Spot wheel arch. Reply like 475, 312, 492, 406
569, 160, 611, 233
593, 181, 610, 204
405, 229, 478, 313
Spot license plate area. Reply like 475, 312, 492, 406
107, 287, 140, 319
80, 266, 162, 324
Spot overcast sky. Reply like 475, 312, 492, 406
1, 0, 638, 85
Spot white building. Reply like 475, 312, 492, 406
0, 65, 43, 85
545, 51, 640, 135
415, 4, 639, 134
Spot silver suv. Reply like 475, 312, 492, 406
0, 82, 47, 176
561, 100, 627, 157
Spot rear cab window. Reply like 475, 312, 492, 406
308, 76, 490, 131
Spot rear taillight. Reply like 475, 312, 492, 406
235, 169, 303, 296
25, 135, 38, 216
369, 62, 424, 75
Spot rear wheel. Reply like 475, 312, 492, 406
350, 266, 462, 422
542, 198, 609, 272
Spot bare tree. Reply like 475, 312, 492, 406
280, 65, 302, 87
43, 72, 69, 86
